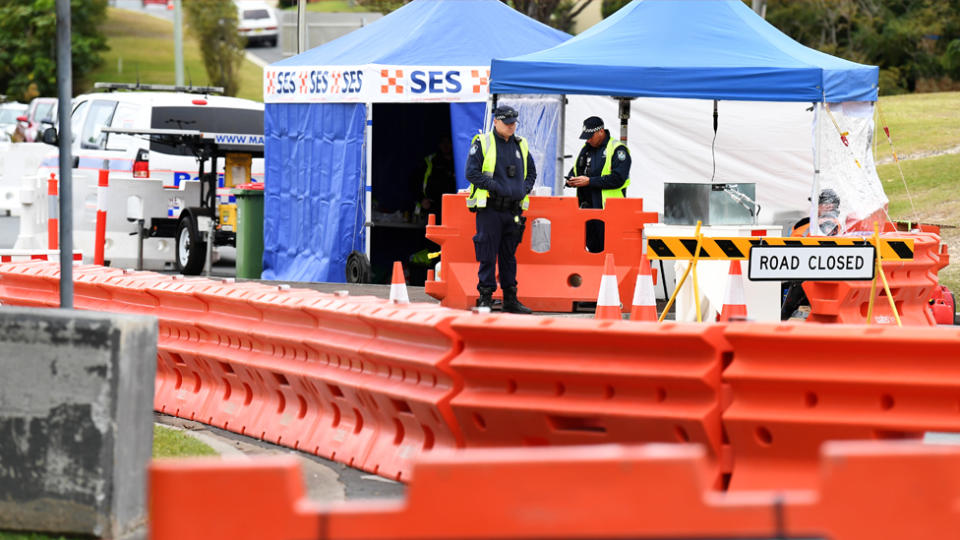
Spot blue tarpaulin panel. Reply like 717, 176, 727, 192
491, 0, 878, 102
263, 102, 366, 283
449, 102, 485, 190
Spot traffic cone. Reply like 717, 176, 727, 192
629, 252, 657, 321
389, 261, 409, 304
717, 260, 747, 322
595, 253, 621, 320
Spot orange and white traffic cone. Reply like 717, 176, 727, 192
389, 260, 409, 304
595, 253, 621, 320
629, 252, 657, 321
717, 260, 748, 322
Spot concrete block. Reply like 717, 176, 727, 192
0, 307, 157, 539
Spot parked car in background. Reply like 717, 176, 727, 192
0, 102, 28, 142
235, 1, 278, 47
13, 97, 57, 143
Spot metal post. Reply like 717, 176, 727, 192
810, 100, 823, 235
56, 0, 73, 309
297, 0, 307, 53
174, 0, 184, 86
204, 217, 214, 277
618, 97, 631, 143
555, 95, 566, 195
364, 103, 373, 257
136, 219, 144, 271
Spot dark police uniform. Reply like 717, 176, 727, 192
568, 128, 631, 252
465, 108, 537, 312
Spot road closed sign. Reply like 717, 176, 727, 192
748, 245, 876, 281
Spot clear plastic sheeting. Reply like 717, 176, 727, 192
562, 96, 888, 232
262, 102, 366, 283
495, 94, 562, 194
815, 101, 888, 231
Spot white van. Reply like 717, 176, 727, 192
235, 1, 279, 47
20, 83, 264, 273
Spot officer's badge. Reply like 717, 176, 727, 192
469, 144, 477, 155
515, 150, 521, 159
616, 148, 627, 160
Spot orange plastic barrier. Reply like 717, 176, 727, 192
447, 313, 731, 485
150, 456, 320, 540
425, 194, 658, 312
804, 231, 948, 325
0, 260, 64, 307
149, 442, 960, 540
0, 262, 465, 481
721, 322, 960, 491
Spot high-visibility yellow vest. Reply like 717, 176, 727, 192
414, 153, 435, 216
466, 131, 530, 211
574, 136, 631, 208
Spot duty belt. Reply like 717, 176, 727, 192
486, 195, 522, 212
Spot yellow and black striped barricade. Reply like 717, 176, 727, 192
647, 236, 915, 262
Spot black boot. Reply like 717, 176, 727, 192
476, 286, 495, 309
502, 286, 532, 314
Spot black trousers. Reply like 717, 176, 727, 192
473, 208, 525, 291
781, 280, 808, 320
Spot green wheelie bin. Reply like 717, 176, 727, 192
232, 182, 265, 279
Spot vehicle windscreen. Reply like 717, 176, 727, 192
243, 9, 270, 20
35, 102, 56, 122
0, 108, 25, 124
150, 106, 264, 156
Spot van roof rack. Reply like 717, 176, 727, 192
93, 82, 225, 95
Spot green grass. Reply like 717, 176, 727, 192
0, 533, 85, 540
0, 426, 215, 540
875, 91, 960, 158
152, 425, 218, 458
875, 91, 960, 293
285, 1, 375, 12
86, 8, 263, 102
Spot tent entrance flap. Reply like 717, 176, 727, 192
369, 102, 454, 285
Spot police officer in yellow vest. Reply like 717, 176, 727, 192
566, 116, 631, 252
465, 105, 537, 313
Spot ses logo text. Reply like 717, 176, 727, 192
269, 69, 477, 96
270, 70, 364, 96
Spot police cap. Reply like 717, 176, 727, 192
579, 116, 604, 139
492, 105, 519, 124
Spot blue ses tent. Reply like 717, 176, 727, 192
490, 0, 878, 102
262, 0, 568, 283
489, 0, 885, 232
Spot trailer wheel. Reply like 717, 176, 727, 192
175, 214, 206, 275
345, 251, 371, 283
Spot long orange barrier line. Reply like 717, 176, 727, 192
149, 442, 960, 540
2, 259, 960, 494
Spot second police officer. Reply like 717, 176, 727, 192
465, 105, 537, 314
566, 116, 631, 252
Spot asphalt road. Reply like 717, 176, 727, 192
156, 413, 406, 502
114, 0, 286, 67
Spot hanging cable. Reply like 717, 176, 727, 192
710, 99, 718, 182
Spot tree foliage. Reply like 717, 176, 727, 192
0, 0, 108, 102
601, 0, 630, 19
765, 0, 960, 94
356, 0, 593, 32
183, 0, 245, 97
